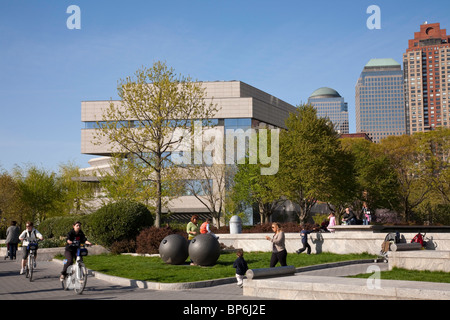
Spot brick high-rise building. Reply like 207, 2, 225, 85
403, 22, 450, 134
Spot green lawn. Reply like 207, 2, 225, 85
81, 252, 376, 283
349, 267, 450, 283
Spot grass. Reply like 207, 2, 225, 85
79, 252, 376, 283
349, 267, 450, 283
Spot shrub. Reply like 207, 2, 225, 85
110, 239, 136, 255
39, 216, 90, 239
89, 200, 153, 248
136, 226, 186, 254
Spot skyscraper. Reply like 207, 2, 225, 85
307, 87, 349, 134
355, 58, 406, 143
403, 22, 450, 134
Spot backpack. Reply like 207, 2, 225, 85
411, 233, 425, 247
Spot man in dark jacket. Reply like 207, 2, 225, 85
342, 207, 356, 225
6, 221, 20, 260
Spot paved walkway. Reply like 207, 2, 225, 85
0, 258, 260, 300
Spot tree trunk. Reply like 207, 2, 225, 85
155, 169, 162, 228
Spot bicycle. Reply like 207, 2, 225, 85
61, 242, 89, 294
24, 241, 39, 281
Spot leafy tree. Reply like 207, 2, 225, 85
232, 161, 282, 224
93, 62, 217, 227
184, 164, 229, 227
0, 170, 30, 229
278, 104, 348, 224
57, 162, 97, 215
376, 134, 432, 222
340, 138, 399, 217
12, 165, 63, 223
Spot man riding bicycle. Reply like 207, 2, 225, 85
60, 221, 91, 281
19, 221, 44, 274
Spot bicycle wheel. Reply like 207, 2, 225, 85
62, 265, 75, 290
74, 262, 87, 294
27, 255, 34, 281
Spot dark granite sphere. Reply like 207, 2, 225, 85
159, 234, 189, 265
188, 234, 221, 266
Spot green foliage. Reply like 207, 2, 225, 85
278, 104, 353, 223
38, 216, 91, 239
89, 200, 154, 247
12, 165, 63, 223
93, 61, 218, 227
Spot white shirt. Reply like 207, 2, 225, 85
19, 228, 43, 246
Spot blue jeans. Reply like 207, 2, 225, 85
7, 243, 18, 259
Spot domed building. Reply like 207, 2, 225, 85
307, 87, 349, 134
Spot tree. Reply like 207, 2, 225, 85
277, 104, 349, 224
0, 170, 30, 229
376, 134, 432, 222
340, 138, 399, 217
12, 165, 63, 223
184, 164, 229, 227
93, 62, 217, 227
57, 162, 97, 215
232, 161, 282, 224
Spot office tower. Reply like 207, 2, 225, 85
307, 87, 349, 134
355, 58, 406, 143
403, 22, 450, 134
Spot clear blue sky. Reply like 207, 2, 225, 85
1, 0, 449, 173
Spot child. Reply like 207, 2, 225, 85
233, 249, 248, 288
296, 225, 315, 255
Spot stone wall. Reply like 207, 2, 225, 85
389, 251, 450, 272
219, 226, 450, 255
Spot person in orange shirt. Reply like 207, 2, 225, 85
200, 218, 219, 239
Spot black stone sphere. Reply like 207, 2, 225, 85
188, 234, 221, 266
159, 234, 189, 265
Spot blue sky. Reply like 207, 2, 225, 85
1, 0, 449, 173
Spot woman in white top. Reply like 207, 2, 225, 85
265, 222, 287, 267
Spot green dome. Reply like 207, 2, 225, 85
310, 87, 341, 98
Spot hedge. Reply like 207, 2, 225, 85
89, 200, 154, 248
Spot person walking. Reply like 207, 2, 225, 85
265, 222, 287, 267
296, 225, 313, 255
5, 221, 20, 260
233, 249, 248, 288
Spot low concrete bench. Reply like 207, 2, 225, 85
246, 266, 296, 280
390, 242, 423, 251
